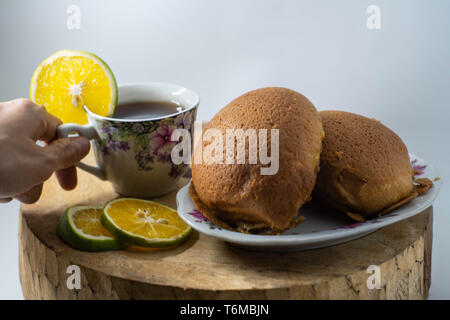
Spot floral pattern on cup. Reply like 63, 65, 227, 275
96, 110, 195, 178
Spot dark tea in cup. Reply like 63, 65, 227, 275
113, 101, 184, 120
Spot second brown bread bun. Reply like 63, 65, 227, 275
313, 110, 415, 220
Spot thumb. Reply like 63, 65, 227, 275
44, 136, 90, 170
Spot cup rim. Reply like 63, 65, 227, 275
84, 82, 200, 122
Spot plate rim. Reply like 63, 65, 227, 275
176, 154, 441, 247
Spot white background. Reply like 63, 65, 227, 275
0, 0, 449, 299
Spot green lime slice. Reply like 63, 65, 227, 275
57, 205, 127, 252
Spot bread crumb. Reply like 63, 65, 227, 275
346, 211, 365, 222
414, 178, 433, 195
335, 151, 343, 160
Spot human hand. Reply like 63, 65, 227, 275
0, 99, 90, 203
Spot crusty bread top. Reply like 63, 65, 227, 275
319, 110, 412, 184
191, 87, 324, 232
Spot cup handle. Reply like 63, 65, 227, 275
57, 123, 107, 181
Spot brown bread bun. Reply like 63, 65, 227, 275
314, 110, 414, 218
190, 87, 324, 234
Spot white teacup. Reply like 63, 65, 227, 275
57, 82, 199, 198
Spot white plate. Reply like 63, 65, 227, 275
176, 154, 441, 251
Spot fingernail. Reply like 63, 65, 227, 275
71, 136, 90, 155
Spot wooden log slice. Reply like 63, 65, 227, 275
19, 153, 432, 300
